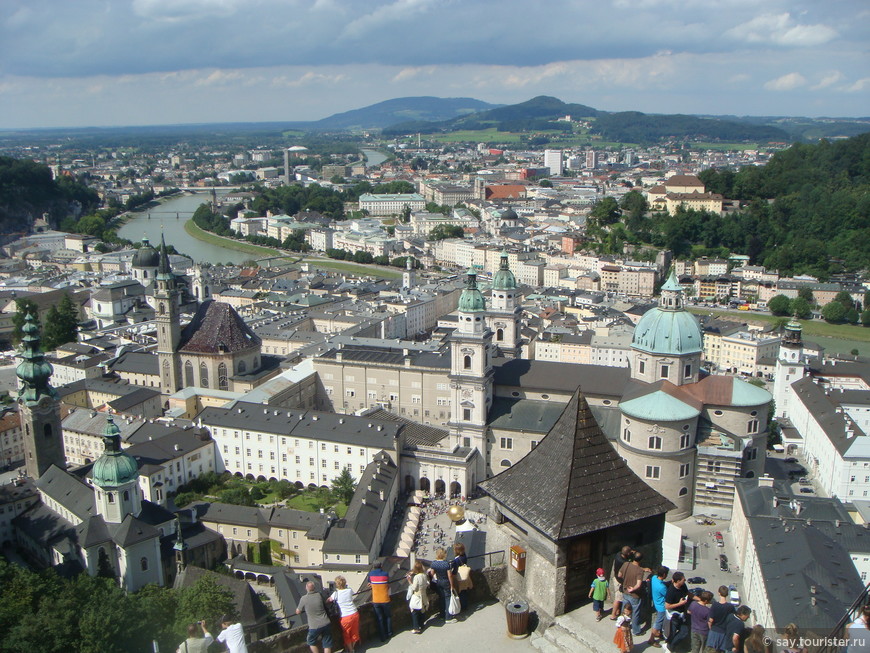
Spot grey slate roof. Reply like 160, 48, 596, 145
108, 351, 160, 376
179, 300, 261, 354
487, 397, 565, 434
193, 501, 331, 537
113, 514, 160, 547
791, 377, 866, 455
363, 408, 450, 447
493, 358, 629, 398
480, 388, 674, 540
123, 430, 213, 476
36, 464, 97, 522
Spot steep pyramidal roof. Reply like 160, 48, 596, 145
480, 388, 674, 540
179, 300, 261, 355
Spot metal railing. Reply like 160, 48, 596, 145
817, 581, 870, 653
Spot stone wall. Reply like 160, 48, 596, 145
249, 565, 506, 653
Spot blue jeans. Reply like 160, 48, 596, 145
435, 581, 451, 619
411, 608, 424, 631
372, 602, 392, 641
623, 593, 643, 636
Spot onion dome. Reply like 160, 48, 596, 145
92, 416, 139, 488
631, 269, 702, 355
783, 316, 802, 347
16, 313, 56, 405
492, 250, 517, 291
458, 268, 487, 313
131, 238, 159, 268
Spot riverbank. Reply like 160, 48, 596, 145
114, 190, 187, 228
183, 220, 292, 259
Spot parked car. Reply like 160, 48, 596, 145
800, 487, 815, 494
688, 577, 707, 584
719, 554, 729, 571
729, 585, 740, 606
799, 478, 812, 485
714, 531, 725, 547
785, 457, 798, 463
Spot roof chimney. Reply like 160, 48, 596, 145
758, 474, 774, 488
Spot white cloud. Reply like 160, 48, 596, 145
811, 71, 844, 90
391, 66, 437, 83
727, 12, 837, 47
195, 70, 244, 87
844, 77, 870, 93
764, 72, 807, 91
271, 71, 347, 88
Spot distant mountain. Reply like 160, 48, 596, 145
383, 95, 792, 143
302, 96, 501, 130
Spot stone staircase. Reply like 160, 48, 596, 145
530, 610, 615, 653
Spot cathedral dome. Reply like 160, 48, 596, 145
458, 268, 486, 313
92, 417, 139, 488
131, 238, 159, 268
492, 251, 517, 291
631, 271, 702, 355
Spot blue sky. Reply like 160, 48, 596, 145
1, 0, 867, 128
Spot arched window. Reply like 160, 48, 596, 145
140, 557, 148, 571
199, 362, 209, 388
184, 360, 194, 386
500, 459, 512, 468
496, 328, 504, 341
158, 303, 165, 315
237, 360, 247, 374
123, 490, 129, 501
162, 359, 170, 379
648, 436, 662, 450
43, 424, 53, 439
107, 493, 115, 504
463, 355, 471, 370
218, 363, 228, 391
746, 471, 756, 478
679, 487, 688, 497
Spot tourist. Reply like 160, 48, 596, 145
428, 547, 454, 622
451, 541, 473, 614
618, 550, 648, 636
664, 571, 693, 649
610, 545, 633, 620
328, 576, 359, 653
744, 625, 770, 653
780, 623, 808, 653
589, 567, 610, 622
723, 605, 752, 653
217, 615, 248, 653
295, 582, 333, 653
405, 561, 430, 634
613, 604, 634, 653
176, 621, 213, 653
846, 606, 870, 653
687, 590, 712, 653
366, 561, 393, 642
648, 566, 669, 646
705, 586, 736, 653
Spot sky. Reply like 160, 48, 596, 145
1, 0, 868, 129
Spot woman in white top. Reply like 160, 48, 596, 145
329, 575, 360, 653
406, 561, 430, 634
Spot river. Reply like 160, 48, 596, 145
119, 148, 389, 264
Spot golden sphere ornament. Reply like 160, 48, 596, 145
447, 504, 465, 522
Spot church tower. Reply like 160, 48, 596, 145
487, 250, 522, 358
192, 264, 211, 303
402, 257, 416, 291
449, 269, 493, 476
17, 313, 65, 479
93, 416, 142, 523
155, 235, 181, 395
773, 317, 805, 419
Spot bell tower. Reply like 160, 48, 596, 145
155, 234, 181, 395
17, 313, 65, 479
773, 317, 805, 419
402, 257, 417, 291
449, 269, 493, 466
487, 250, 522, 358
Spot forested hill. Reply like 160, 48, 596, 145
0, 156, 99, 234
383, 95, 790, 143
653, 134, 869, 277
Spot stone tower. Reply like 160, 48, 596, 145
155, 234, 181, 395
17, 313, 65, 479
773, 317, 805, 419
449, 269, 493, 480
192, 264, 211, 303
402, 257, 416, 290
487, 250, 522, 358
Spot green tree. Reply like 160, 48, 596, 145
821, 301, 847, 323
589, 197, 621, 225
217, 487, 255, 506
42, 293, 79, 350
428, 224, 465, 241
400, 204, 412, 223
768, 294, 791, 316
174, 575, 237, 637
797, 287, 814, 304
539, 179, 553, 188
834, 290, 855, 311
331, 468, 357, 505
862, 308, 870, 327
789, 297, 812, 320
11, 298, 39, 344
846, 308, 860, 324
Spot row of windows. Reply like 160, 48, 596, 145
622, 430, 692, 450
637, 361, 693, 379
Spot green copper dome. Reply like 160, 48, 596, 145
492, 251, 517, 291
16, 313, 57, 405
458, 268, 487, 313
92, 416, 139, 488
632, 270, 702, 355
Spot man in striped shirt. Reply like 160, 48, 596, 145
366, 561, 392, 642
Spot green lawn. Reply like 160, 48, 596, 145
688, 307, 870, 343
286, 493, 348, 518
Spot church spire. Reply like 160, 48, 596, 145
157, 233, 173, 280
16, 313, 56, 405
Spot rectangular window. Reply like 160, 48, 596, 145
309, 457, 314, 466
463, 408, 471, 421
747, 420, 759, 434
246, 449, 251, 457
645, 465, 661, 479
282, 453, 287, 462
680, 433, 690, 449
680, 463, 690, 478
660, 365, 669, 379
321, 443, 326, 450
500, 437, 513, 450
638, 360, 645, 374
684, 364, 692, 378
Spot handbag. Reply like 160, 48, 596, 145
322, 592, 340, 619
448, 591, 461, 616
456, 563, 473, 591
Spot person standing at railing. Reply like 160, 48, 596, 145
846, 606, 870, 653
406, 561, 430, 634
366, 561, 393, 643
328, 576, 360, 653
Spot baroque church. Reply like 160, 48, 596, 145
314, 260, 771, 520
